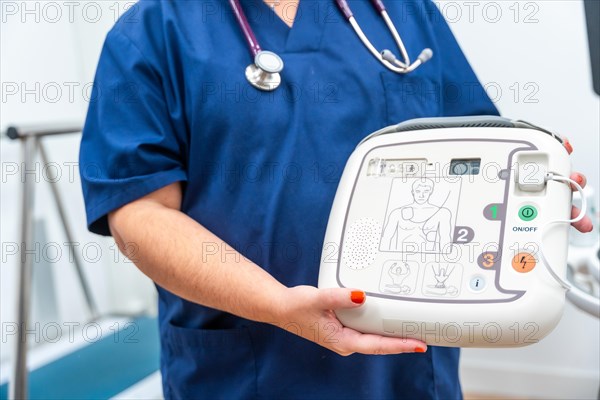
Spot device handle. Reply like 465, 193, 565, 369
357, 116, 566, 148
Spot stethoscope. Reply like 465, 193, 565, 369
229, 0, 433, 91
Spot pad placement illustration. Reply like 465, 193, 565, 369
380, 178, 461, 254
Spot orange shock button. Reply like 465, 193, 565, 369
511, 252, 537, 273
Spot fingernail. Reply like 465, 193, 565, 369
350, 291, 366, 304
564, 139, 573, 154
576, 175, 584, 184
415, 346, 427, 353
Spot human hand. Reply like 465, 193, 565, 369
273, 286, 426, 356
569, 172, 593, 233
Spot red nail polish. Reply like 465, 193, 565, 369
415, 346, 427, 353
350, 291, 366, 304
576, 175, 584, 184
564, 140, 573, 155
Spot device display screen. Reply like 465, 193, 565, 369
449, 159, 481, 175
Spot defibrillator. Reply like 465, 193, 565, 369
318, 116, 582, 347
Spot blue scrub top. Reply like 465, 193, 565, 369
80, 0, 498, 398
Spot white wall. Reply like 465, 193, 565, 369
440, 1, 600, 398
442, 0, 600, 201
0, 0, 156, 365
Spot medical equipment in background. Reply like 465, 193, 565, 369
572, 0, 600, 322
229, 0, 433, 91
567, 186, 600, 318
568, 242, 600, 318
566, 189, 599, 400
584, 0, 599, 95
318, 116, 593, 347
5, 125, 99, 400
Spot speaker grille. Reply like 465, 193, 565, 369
342, 218, 381, 270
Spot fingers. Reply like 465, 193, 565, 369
566, 172, 592, 232
563, 137, 573, 154
571, 206, 594, 233
317, 288, 366, 310
569, 172, 586, 191
335, 328, 427, 356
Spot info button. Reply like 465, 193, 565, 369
518, 205, 538, 221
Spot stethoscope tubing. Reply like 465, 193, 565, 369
229, 0, 262, 58
229, 0, 433, 91
334, 0, 417, 70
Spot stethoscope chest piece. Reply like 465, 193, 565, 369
245, 50, 284, 91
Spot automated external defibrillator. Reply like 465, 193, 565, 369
318, 116, 590, 347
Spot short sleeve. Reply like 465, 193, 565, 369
426, 2, 500, 117
79, 29, 187, 236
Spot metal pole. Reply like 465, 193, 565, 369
9, 136, 38, 400
38, 141, 99, 320
6, 124, 81, 140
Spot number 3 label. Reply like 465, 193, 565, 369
478, 252, 499, 269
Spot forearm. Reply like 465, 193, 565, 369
107, 184, 426, 355
109, 200, 287, 324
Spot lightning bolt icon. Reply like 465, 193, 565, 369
512, 253, 536, 273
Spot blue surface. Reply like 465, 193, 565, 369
0, 317, 159, 399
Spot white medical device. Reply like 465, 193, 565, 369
318, 116, 587, 347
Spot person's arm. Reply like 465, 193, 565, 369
108, 181, 428, 355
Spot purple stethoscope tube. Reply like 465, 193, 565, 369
335, 0, 386, 19
229, 0, 262, 58
229, 0, 433, 91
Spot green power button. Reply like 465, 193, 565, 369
519, 205, 538, 221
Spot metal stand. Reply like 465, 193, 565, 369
6, 125, 99, 400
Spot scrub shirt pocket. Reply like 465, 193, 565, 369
164, 322, 257, 399
380, 72, 442, 125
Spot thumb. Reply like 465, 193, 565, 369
317, 288, 366, 310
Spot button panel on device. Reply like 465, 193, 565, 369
518, 205, 538, 221
511, 252, 537, 273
